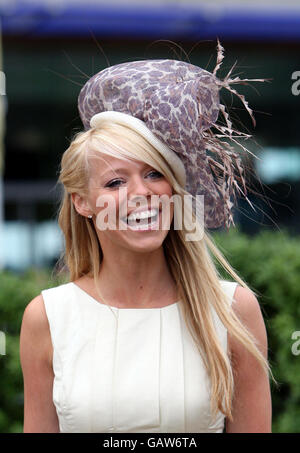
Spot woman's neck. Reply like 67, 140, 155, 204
81, 247, 178, 308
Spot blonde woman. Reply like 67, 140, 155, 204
20, 47, 272, 433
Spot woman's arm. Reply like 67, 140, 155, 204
226, 285, 272, 433
20, 295, 60, 433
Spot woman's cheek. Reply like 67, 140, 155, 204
94, 193, 119, 231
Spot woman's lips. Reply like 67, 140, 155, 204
121, 209, 161, 231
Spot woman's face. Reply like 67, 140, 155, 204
85, 153, 174, 254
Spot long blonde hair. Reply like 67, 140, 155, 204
57, 121, 272, 422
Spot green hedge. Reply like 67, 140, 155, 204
0, 269, 66, 433
0, 228, 300, 432
213, 227, 300, 433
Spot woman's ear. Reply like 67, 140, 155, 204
71, 193, 92, 218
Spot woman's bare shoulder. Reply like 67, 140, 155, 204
20, 295, 59, 432
22, 294, 49, 332
20, 294, 53, 366
231, 285, 263, 324
229, 285, 268, 359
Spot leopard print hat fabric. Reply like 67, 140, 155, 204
78, 41, 263, 229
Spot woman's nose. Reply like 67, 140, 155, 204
129, 176, 152, 197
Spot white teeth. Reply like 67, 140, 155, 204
126, 209, 158, 222
127, 217, 159, 231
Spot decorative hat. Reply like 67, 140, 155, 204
78, 41, 263, 229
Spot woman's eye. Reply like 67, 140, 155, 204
105, 171, 163, 188
105, 179, 123, 188
147, 170, 163, 179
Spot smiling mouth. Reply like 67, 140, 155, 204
121, 208, 160, 230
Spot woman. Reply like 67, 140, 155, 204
20, 43, 272, 433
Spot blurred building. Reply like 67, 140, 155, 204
1, 0, 300, 270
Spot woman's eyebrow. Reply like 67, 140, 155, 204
100, 163, 150, 178
99, 167, 129, 178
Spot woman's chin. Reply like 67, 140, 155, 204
118, 229, 168, 253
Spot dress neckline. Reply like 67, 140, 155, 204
71, 282, 180, 311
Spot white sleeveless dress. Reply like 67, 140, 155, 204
41, 279, 238, 433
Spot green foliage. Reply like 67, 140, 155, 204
0, 228, 300, 432
0, 268, 66, 433
213, 227, 300, 433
